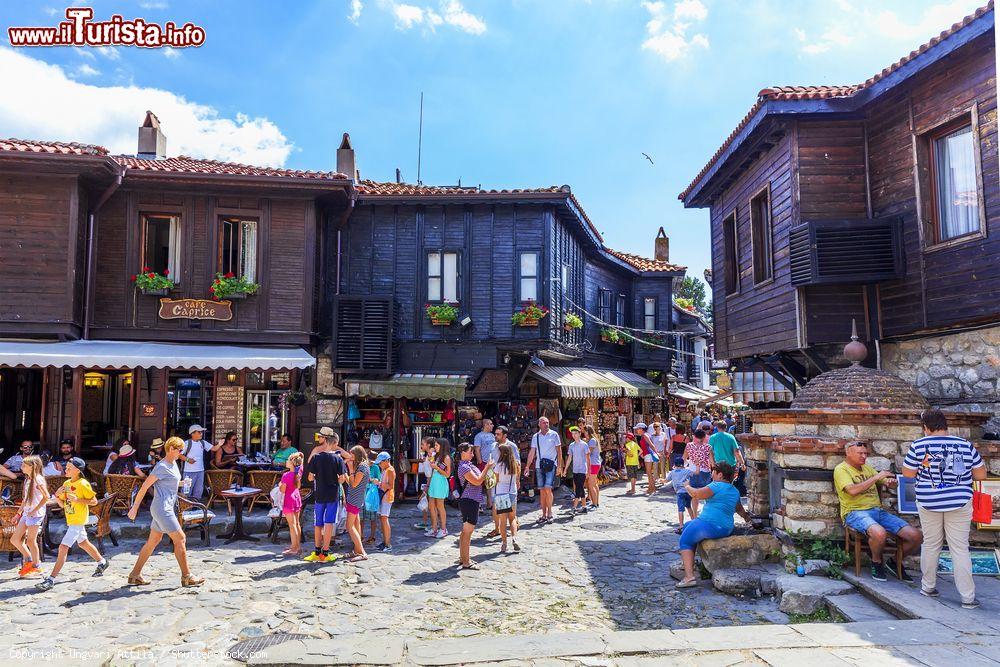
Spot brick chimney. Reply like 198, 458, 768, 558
655, 227, 669, 262
137, 110, 166, 159
337, 133, 357, 182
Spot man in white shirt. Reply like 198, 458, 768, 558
180, 424, 221, 498
524, 416, 563, 524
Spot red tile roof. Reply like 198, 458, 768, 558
0, 138, 109, 156
604, 248, 685, 273
115, 155, 349, 181
679, 0, 993, 202
356, 180, 569, 196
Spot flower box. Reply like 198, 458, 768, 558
426, 302, 459, 326
518, 318, 540, 327
141, 287, 170, 297
430, 317, 453, 326
512, 303, 549, 327
226, 292, 248, 301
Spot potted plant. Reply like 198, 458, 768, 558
426, 302, 459, 325
564, 313, 583, 331
600, 327, 620, 343
210, 272, 260, 301
512, 302, 549, 327
131, 267, 175, 296
675, 296, 698, 313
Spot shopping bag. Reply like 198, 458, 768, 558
972, 489, 992, 524
364, 483, 381, 512
416, 494, 429, 512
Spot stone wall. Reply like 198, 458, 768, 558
744, 410, 999, 546
882, 326, 1000, 435
314, 354, 344, 429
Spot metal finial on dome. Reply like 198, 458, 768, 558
844, 318, 868, 365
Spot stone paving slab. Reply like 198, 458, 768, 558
894, 642, 1000, 667
601, 628, 688, 655
791, 619, 964, 648
405, 632, 606, 666
248, 637, 406, 665
673, 624, 814, 651
753, 647, 855, 666
827, 646, 922, 667
824, 593, 897, 622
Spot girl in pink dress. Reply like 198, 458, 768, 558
279, 452, 305, 556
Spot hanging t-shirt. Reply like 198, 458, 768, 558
369, 432, 383, 450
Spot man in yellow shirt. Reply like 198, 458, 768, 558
623, 433, 641, 496
833, 441, 922, 582
36, 457, 108, 591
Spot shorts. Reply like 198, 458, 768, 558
844, 507, 909, 536
536, 468, 556, 489
626, 465, 639, 480
678, 518, 732, 551
19, 515, 44, 527
676, 492, 692, 512
378, 500, 392, 517
573, 473, 587, 499
496, 494, 517, 515
459, 498, 480, 526
643, 454, 654, 464
688, 471, 711, 489
60, 524, 89, 548
314, 501, 339, 527
589, 464, 601, 476
346, 502, 361, 516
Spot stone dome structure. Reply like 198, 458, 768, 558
790, 363, 930, 411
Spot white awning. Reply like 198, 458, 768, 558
0, 340, 315, 370
529, 366, 663, 399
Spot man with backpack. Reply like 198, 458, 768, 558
524, 416, 563, 524
179, 424, 221, 499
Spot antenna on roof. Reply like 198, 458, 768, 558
416, 92, 424, 185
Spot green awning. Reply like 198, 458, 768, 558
345, 373, 469, 401
528, 367, 663, 399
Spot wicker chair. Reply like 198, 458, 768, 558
0, 478, 23, 505
0, 504, 43, 563
205, 469, 241, 513
268, 488, 312, 543
84, 494, 117, 552
45, 475, 68, 497
247, 470, 282, 513
86, 463, 106, 497
175, 495, 215, 546
104, 474, 140, 514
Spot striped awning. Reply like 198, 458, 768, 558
528, 366, 662, 399
344, 373, 469, 401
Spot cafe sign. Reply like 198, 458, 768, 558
158, 298, 233, 321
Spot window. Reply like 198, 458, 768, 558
750, 188, 773, 284
220, 217, 257, 282
615, 293, 626, 327
643, 297, 656, 330
428, 251, 459, 302
519, 252, 539, 302
932, 123, 981, 242
598, 289, 611, 323
561, 263, 570, 295
142, 214, 180, 278
722, 210, 739, 294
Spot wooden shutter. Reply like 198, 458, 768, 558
332, 296, 395, 372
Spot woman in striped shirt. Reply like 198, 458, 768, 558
902, 409, 987, 609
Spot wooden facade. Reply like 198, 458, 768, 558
682, 6, 997, 396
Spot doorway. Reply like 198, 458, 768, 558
80, 370, 134, 451
245, 390, 287, 457
0, 368, 43, 450
167, 373, 214, 441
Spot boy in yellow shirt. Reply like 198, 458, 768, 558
623, 433, 641, 496
36, 457, 107, 591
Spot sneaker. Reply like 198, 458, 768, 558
962, 599, 981, 609
435, 529, 447, 539
512, 540, 521, 552
93, 560, 109, 577
920, 587, 940, 597
322, 552, 340, 563
413, 522, 427, 530
35, 576, 54, 591
25, 564, 43, 578
423, 528, 436, 537
580, 506, 589, 513
885, 558, 913, 583
381, 544, 392, 552
303, 550, 322, 562
870, 562, 888, 582
18, 562, 35, 578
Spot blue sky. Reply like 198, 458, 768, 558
0, 0, 989, 281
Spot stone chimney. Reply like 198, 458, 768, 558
654, 227, 669, 262
337, 133, 357, 182
137, 110, 166, 159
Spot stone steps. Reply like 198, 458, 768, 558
825, 593, 898, 622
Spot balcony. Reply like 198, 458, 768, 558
789, 217, 904, 286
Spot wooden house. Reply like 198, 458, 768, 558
680, 2, 997, 423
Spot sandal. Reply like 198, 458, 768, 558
348, 554, 368, 563
127, 574, 150, 586
485, 529, 501, 539
461, 561, 480, 570
675, 578, 698, 589
181, 574, 205, 587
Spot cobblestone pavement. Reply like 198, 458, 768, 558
0, 482, 784, 665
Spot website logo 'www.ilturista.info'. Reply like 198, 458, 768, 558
8, 7, 205, 49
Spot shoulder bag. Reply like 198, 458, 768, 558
535, 434, 556, 474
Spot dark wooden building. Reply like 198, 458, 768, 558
0, 114, 353, 456
680, 2, 997, 414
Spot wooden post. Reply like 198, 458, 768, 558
39, 368, 50, 447
71, 367, 83, 452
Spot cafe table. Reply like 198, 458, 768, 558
217, 486, 262, 543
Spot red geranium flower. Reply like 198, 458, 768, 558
130, 275, 136, 282
142, 266, 150, 273
209, 285, 215, 292
212, 296, 220, 301
163, 269, 169, 276
225, 272, 235, 279
147, 273, 155, 279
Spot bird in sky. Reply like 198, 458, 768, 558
642, 152, 654, 165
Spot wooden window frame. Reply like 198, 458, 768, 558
426, 250, 461, 303
615, 293, 627, 327
140, 212, 181, 283
748, 183, 774, 286
219, 216, 259, 282
643, 296, 657, 331
722, 209, 740, 295
918, 105, 987, 253
518, 251, 540, 303
598, 288, 612, 324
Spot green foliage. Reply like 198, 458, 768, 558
564, 312, 583, 329
784, 530, 851, 580
211, 272, 259, 300
600, 327, 620, 343
426, 302, 459, 323
511, 303, 549, 325
131, 267, 174, 292
676, 276, 708, 311
787, 607, 844, 624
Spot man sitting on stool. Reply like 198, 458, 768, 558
834, 440, 922, 581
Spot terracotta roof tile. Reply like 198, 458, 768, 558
679, 0, 993, 202
356, 180, 568, 196
604, 248, 685, 273
0, 138, 109, 156
114, 155, 349, 180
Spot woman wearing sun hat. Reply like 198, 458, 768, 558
108, 440, 147, 479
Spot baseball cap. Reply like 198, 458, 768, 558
68, 456, 86, 472
188, 424, 206, 435
374, 452, 391, 464
634, 422, 648, 431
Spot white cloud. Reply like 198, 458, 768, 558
641, 0, 709, 62
349, 0, 363, 24
75, 63, 99, 77
384, 0, 485, 34
43, 7, 58, 17
73, 46, 95, 61
0, 47, 294, 167
162, 46, 181, 59
138, 1, 168, 8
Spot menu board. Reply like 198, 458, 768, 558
214, 386, 244, 445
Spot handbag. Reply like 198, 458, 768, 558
972, 487, 992, 524
494, 467, 515, 511
484, 469, 498, 490
416, 494, 429, 512
347, 400, 361, 421
535, 433, 556, 474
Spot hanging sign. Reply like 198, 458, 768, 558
158, 298, 233, 321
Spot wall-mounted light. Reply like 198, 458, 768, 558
503, 354, 511, 365
227, 370, 239, 383
84, 372, 105, 388
460, 315, 473, 328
